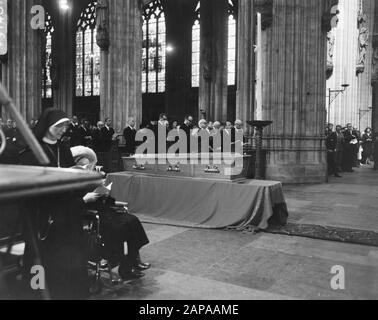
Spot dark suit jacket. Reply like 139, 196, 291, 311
92, 128, 107, 153
152, 123, 168, 154
326, 132, 337, 151
180, 123, 191, 153
78, 126, 92, 147
65, 123, 81, 147
123, 126, 137, 154
100, 126, 115, 152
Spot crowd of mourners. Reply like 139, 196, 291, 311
325, 123, 378, 177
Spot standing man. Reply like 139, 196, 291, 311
154, 113, 168, 154
123, 118, 137, 155
335, 125, 345, 173
102, 118, 115, 152
64, 115, 81, 147
78, 119, 93, 147
326, 125, 342, 178
92, 121, 106, 153
231, 120, 246, 154
180, 115, 193, 154
342, 123, 357, 173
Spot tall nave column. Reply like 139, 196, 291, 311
1, 0, 42, 121
199, 0, 228, 122
99, 0, 142, 133
372, 34, 378, 133
261, 0, 338, 183
236, 0, 255, 134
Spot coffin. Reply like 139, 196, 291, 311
122, 153, 253, 181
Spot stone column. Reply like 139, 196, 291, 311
199, 0, 228, 122
1, 0, 42, 121
261, 0, 335, 184
372, 35, 378, 133
236, 0, 255, 133
52, 6, 74, 117
100, 0, 142, 133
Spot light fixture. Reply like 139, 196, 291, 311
327, 84, 350, 125
59, 0, 70, 11
166, 45, 174, 53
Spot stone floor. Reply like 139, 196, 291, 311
94, 226, 378, 300
91, 165, 378, 300
284, 165, 378, 232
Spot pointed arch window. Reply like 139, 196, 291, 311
191, 1, 200, 88
75, 1, 100, 97
142, 0, 166, 94
191, 1, 238, 87
228, 0, 237, 86
42, 12, 54, 99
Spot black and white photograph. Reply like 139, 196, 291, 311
0, 0, 377, 304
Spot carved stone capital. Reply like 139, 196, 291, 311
255, 0, 273, 30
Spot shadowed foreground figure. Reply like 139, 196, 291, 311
20, 108, 89, 300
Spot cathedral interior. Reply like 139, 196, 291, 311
0, 0, 378, 301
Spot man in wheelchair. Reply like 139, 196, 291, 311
71, 146, 151, 281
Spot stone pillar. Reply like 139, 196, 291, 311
236, 0, 255, 133
261, 0, 333, 184
1, 0, 42, 121
52, 6, 74, 117
372, 35, 378, 133
199, 0, 228, 122
100, 0, 142, 133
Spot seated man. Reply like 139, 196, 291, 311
71, 146, 151, 281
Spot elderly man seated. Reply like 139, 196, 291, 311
71, 146, 151, 281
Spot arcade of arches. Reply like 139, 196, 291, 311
1, 0, 378, 184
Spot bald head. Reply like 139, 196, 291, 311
234, 119, 243, 130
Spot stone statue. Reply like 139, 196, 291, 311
326, 31, 335, 79
96, 0, 110, 51
356, 13, 369, 74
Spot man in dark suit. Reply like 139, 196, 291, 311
92, 121, 106, 153
123, 118, 137, 155
64, 115, 81, 147
326, 125, 342, 177
77, 119, 93, 147
101, 118, 115, 152
342, 123, 357, 172
180, 115, 193, 153
153, 113, 168, 154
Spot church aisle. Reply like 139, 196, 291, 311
284, 166, 378, 233
92, 225, 378, 300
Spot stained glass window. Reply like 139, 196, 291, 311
76, 1, 100, 97
228, 0, 237, 86
142, 0, 166, 94
42, 13, 54, 99
191, 1, 200, 88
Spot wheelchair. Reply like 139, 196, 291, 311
82, 201, 129, 295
